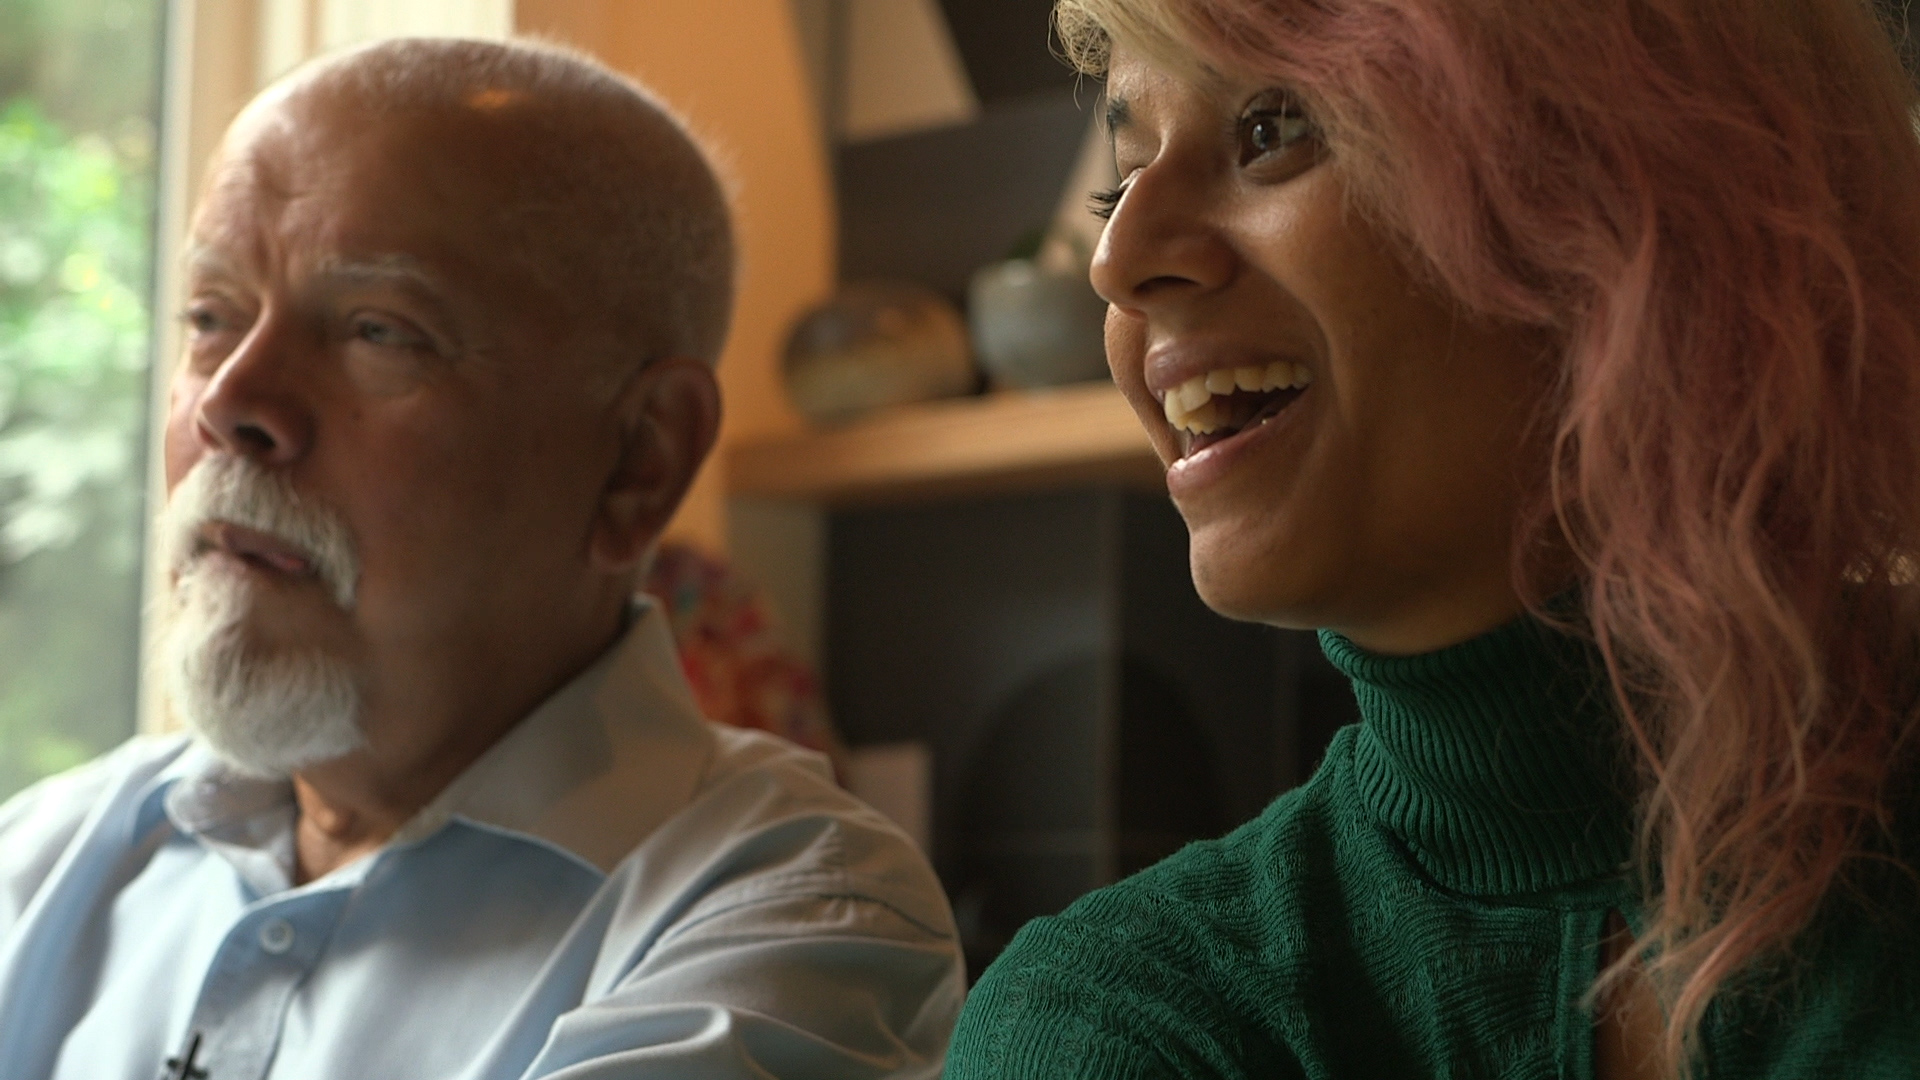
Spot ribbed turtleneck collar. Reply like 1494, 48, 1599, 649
1321, 615, 1636, 897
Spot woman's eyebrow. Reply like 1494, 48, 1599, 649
1104, 95, 1131, 136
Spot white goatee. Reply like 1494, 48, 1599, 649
153, 456, 366, 777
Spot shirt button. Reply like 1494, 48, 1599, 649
258, 917, 295, 955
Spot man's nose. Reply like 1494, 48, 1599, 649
1088, 166, 1237, 314
194, 309, 314, 466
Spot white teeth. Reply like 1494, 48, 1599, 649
1184, 399, 1222, 433
1161, 361, 1313, 434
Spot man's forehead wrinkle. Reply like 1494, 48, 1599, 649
186, 165, 295, 289
250, 143, 304, 205
193, 121, 308, 259
464, 86, 528, 113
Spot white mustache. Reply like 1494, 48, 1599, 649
159, 456, 359, 609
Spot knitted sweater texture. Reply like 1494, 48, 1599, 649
945, 616, 1920, 1078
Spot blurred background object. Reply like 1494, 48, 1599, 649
642, 541, 846, 778
967, 233, 1109, 390
842, 739, 933, 854
785, 0, 1121, 414
644, 542, 940, 858
783, 281, 976, 425
825, 488, 1357, 977
817, 0, 1113, 305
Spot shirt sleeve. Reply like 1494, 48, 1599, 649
0, 736, 177, 931
520, 889, 964, 1080
512, 744, 968, 1080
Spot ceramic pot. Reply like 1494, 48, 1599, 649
967, 259, 1109, 389
783, 281, 977, 425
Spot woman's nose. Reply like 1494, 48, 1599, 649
1089, 164, 1237, 313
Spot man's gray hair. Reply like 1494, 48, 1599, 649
283, 36, 735, 370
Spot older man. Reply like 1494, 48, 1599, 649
0, 37, 962, 1080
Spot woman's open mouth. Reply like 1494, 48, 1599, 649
1161, 360, 1312, 458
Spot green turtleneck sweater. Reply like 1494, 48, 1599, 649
944, 617, 1920, 1078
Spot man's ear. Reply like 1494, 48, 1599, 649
589, 356, 721, 573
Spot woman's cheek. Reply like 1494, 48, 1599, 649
1104, 304, 1143, 382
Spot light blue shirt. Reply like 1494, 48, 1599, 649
0, 602, 964, 1079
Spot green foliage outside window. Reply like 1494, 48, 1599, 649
0, 0, 160, 800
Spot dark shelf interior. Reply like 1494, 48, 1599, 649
826, 486, 1358, 979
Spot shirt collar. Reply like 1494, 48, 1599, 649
391, 598, 714, 872
145, 598, 715, 878
132, 740, 253, 844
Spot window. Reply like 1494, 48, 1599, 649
0, 0, 164, 799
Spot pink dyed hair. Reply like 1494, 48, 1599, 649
1058, 0, 1920, 1073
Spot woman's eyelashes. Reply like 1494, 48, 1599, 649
1238, 96, 1317, 167
1089, 93, 1320, 221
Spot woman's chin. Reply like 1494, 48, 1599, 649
1186, 534, 1335, 630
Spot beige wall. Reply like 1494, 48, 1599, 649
517, 0, 835, 554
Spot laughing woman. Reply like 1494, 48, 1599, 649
945, 1, 1920, 1078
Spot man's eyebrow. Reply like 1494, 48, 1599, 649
182, 250, 454, 302
184, 245, 245, 283
313, 253, 451, 297
1103, 95, 1131, 136
317, 253, 473, 354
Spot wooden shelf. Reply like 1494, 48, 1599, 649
727, 382, 1165, 504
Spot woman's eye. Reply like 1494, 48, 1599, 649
1239, 103, 1315, 165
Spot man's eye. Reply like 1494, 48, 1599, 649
181, 305, 231, 336
353, 317, 426, 350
